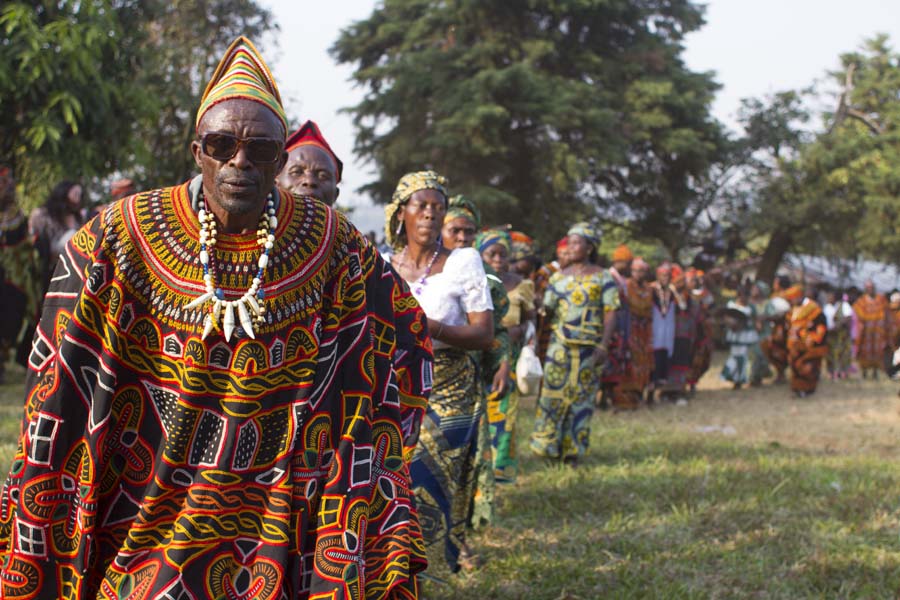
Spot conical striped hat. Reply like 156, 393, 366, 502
195, 36, 287, 136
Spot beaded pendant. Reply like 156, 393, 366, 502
185, 191, 277, 341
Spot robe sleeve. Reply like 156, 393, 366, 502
0, 215, 109, 599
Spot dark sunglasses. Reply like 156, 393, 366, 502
199, 133, 283, 164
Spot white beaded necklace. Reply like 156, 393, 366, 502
185, 189, 277, 341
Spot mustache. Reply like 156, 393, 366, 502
216, 171, 260, 186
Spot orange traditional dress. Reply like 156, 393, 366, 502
787, 299, 828, 395
853, 293, 891, 371
612, 278, 654, 408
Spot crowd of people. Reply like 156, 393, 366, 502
0, 35, 899, 597
374, 171, 900, 574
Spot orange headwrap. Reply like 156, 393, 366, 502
612, 244, 633, 262
556, 237, 569, 251
285, 120, 343, 182
783, 284, 804, 301
671, 264, 684, 285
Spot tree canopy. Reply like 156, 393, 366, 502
0, 0, 275, 208
332, 0, 726, 254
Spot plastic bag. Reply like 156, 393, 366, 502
516, 344, 543, 395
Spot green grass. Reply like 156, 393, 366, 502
436, 420, 900, 599
3, 361, 900, 598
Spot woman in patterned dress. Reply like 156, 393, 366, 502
530, 223, 618, 467
611, 257, 654, 408
386, 171, 494, 573
853, 280, 891, 379
477, 229, 535, 481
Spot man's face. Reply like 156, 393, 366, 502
657, 268, 671, 286
865, 281, 875, 296
632, 264, 648, 282
276, 145, 339, 206
613, 259, 630, 276
191, 99, 286, 220
441, 216, 476, 249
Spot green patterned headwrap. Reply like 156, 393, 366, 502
567, 221, 600, 247
444, 194, 481, 228
384, 170, 449, 249
509, 231, 534, 262
474, 228, 511, 254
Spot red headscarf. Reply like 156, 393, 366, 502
285, 120, 343, 182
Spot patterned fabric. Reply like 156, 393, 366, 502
474, 229, 510, 254
567, 222, 600, 247
444, 195, 480, 228
531, 270, 619, 460
285, 121, 343, 181
401, 248, 493, 560
469, 266, 508, 527
827, 326, 853, 377
385, 171, 449, 250
853, 294, 890, 370
491, 278, 534, 480
509, 231, 534, 262
666, 296, 701, 393
721, 301, 759, 385
762, 295, 790, 376
688, 294, 714, 385
409, 349, 479, 573
602, 268, 629, 396
788, 300, 828, 393
532, 261, 559, 362
0, 184, 432, 599
612, 278, 653, 409
196, 36, 288, 134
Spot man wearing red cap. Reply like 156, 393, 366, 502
277, 120, 343, 206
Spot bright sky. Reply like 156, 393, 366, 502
261, 0, 900, 234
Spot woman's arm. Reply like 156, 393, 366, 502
428, 310, 494, 351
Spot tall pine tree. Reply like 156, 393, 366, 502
332, 0, 725, 253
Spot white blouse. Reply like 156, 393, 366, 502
406, 247, 493, 350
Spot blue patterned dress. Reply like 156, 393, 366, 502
530, 270, 619, 461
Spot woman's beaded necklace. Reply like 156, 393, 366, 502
401, 244, 440, 295
185, 189, 277, 341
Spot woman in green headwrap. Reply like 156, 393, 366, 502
530, 222, 619, 467
442, 196, 510, 527
386, 172, 495, 573
477, 228, 535, 481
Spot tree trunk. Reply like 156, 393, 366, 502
756, 228, 793, 285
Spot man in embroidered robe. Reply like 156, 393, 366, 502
0, 37, 431, 600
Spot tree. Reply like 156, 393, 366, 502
0, 1, 276, 209
734, 89, 816, 283
813, 35, 900, 263
126, 0, 277, 188
0, 1, 143, 204
332, 0, 725, 252
744, 36, 900, 282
